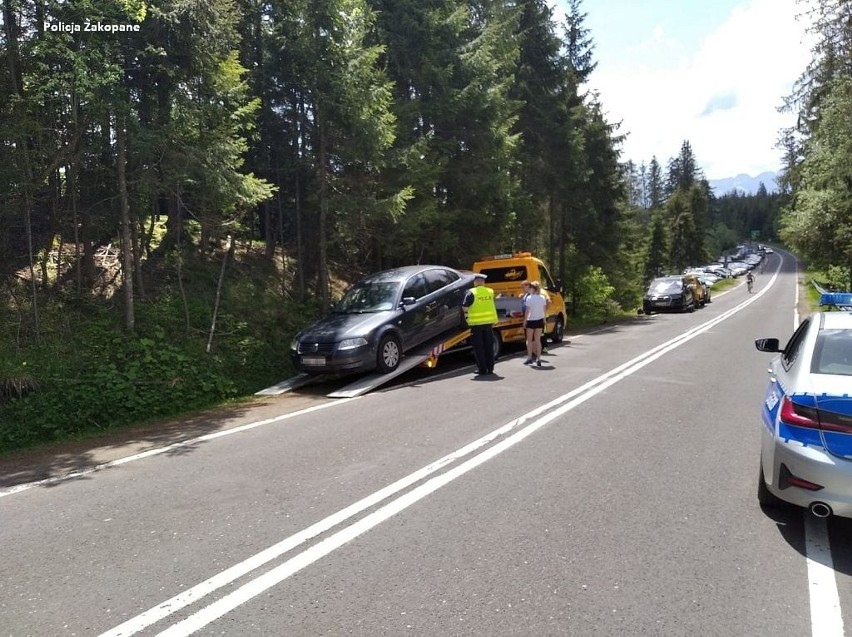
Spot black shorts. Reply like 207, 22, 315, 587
525, 318, 545, 330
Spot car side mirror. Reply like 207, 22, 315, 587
400, 297, 417, 307
755, 338, 781, 353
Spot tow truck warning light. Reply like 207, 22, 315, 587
479, 251, 533, 261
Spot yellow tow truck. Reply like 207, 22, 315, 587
420, 252, 567, 368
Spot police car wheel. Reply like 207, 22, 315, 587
376, 334, 401, 374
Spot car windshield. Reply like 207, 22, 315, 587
477, 266, 529, 284
335, 281, 400, 313
812, 329, 852, 376
650, 279, 681, 294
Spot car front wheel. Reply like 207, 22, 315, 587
376, 333, 402, 374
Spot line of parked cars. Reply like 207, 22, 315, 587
641, 245, 767, 315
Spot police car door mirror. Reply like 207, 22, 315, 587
400, 297, 417, 307
754, 338, 781, 353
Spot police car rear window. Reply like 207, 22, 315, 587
478, 266, 529, 283
812, 329, 852, 376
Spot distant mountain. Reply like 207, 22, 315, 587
708, 171, 780, 196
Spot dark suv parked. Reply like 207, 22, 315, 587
642, 276, 696, 314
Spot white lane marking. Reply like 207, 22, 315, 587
102, 274, 775, 636
805, 516, 844, 636
790, 253, 844, 637
0, 399, 357, 499
795, 255, 800, 329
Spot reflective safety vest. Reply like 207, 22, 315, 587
467, 285, 498, 325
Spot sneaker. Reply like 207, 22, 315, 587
536, 359, 542, 367
523, 358, 534, 365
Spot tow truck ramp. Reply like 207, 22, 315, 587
325, 350, 435, 398
254, 373, 333, 396
256, 327, 476, 399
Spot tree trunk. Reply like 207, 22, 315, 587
317, 109, 330, 308
295, 93, 306, 299
263, 200, 274, 259
207, 236, 233, 354
4, 0, 40, 341
116, 113, 135, 332
131, 208, 145, 300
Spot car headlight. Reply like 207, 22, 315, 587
290, 338, 299, 351
337, 337, 368, 351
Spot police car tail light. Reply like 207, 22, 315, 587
779, 396, 820, 429
818, 410, 852, 434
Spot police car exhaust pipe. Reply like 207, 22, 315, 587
809, 502, 832, 518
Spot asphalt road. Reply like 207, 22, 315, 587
2, 249, 851, 636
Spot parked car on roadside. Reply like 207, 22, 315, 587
642, 276, 696, 314
754, 298, 852, 519
291, 266, 474, 375
682, 273, 707, 307
727, 262, 749, 276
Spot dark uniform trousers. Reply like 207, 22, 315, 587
470, 325, 495, 373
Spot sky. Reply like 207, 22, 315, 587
552, 0, 816, 180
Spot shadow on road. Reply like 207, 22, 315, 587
0, 399, 275, 490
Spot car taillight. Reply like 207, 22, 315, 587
779, 395, 820, 428
818, 410, 852, 434
779, 396, 852, 433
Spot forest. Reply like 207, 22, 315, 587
0, 0, 847, 451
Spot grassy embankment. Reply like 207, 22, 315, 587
0, 221, 318, 454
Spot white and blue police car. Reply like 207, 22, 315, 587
755, 293, 852, 518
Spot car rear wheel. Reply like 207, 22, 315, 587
491, 329, 501, 359
757, 461, 785, 509
376, 333, 401, 374
550, 316, 564, 343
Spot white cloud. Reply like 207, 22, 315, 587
587, 0, 814, 179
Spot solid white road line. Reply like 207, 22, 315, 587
0, 399, 357, 499
805, 515, 844, 636
102, 275, 776, 636
791, 253, 845, 637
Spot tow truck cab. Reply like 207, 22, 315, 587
472, 252, 567, 349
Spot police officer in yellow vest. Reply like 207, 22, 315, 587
463, 273, 498, 375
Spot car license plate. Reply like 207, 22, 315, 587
301, 356, 326, 366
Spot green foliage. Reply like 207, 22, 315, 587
704, 222, 740, 261
571, 265, 616, 322
643, 213, 668, 281
823, 265, 851, 292
780, 76, 852, 284
0, 251, 300, 453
